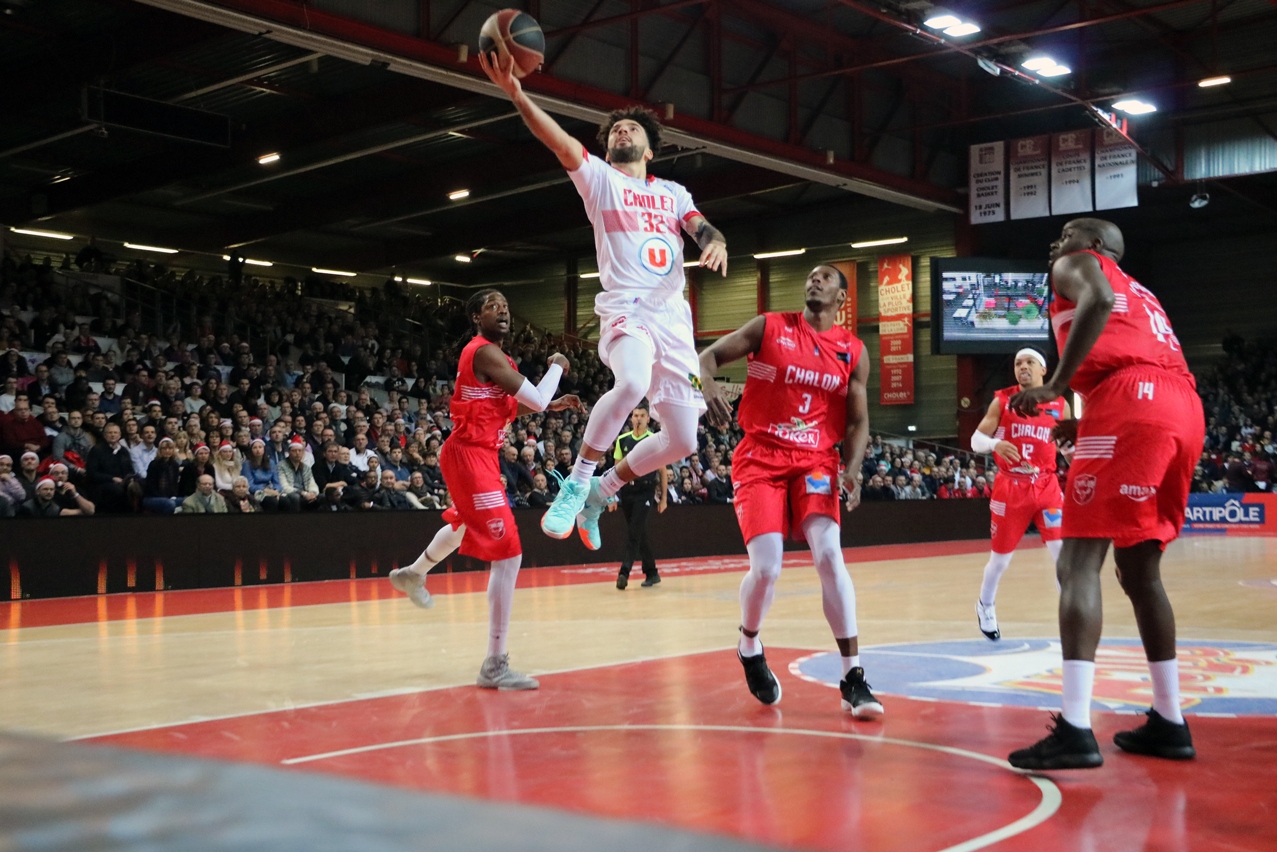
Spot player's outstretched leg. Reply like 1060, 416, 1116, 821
477, 554, 538, 690
738, 532, 783, 705
543, 337, 653, 544
389, 518, 465, 608
1111, 541, 1195, 759
804, 515, 882, 719
1009, 539, 1108, 769
976, 551, 1013, 640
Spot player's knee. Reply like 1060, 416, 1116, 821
664, 419, 698, 459
751, 562, 782, 585
610, 374, 648, 409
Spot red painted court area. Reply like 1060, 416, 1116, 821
88, 647, 1274, 852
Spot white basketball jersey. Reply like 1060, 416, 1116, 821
568, 149, 701, 301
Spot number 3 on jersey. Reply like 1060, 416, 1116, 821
798, 393, 812, 415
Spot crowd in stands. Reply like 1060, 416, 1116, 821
1192, 333, 1277, 494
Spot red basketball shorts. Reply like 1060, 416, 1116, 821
1063, 367, 1205, 549
439, 439, 521, 563
989, 473, 1063, 553
731, 439, 840, 543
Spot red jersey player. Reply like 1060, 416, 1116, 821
700, 264, 882, 718
970, 348, 1070, 640
388, 290, 580, 690
1008, 219, 1204, 770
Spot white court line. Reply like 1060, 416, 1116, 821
280, 723, 1062, 852
66, 646, 737, 741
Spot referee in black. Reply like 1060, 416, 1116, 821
611, 404, 669, 590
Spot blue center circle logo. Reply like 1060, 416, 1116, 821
791, 639, 1277, 716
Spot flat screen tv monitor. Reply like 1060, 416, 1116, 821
930, 257, 1052, 355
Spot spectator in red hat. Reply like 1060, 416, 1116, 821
0, 399, 50, 459
279, 436, 318, 510
143, 438, 183, 514
18, 477, 61, 518
242, 438, 283, 511
211, 442, 240, 496
179, 443, 214, 496
49, 463, 94, 516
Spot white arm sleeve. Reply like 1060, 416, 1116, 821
971, 430, 999, 454
514, 364, 563, 413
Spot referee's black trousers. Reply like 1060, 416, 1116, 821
619, 493, 656, 578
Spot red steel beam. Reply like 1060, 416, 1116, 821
545, 0, 709, 38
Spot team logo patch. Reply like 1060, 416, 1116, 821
1042, 508, 1063, 528
638, 236, 676, 276
805, 472, 832, 495
777, 336, 797, 350
792, 639, 1277, 716
1072, 474, 1097, 505
486, 518, 506, 540
687, 373, 703, 392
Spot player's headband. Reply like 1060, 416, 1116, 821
1015, 348, 1047, 369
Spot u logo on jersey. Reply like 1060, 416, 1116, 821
639, 236, 676, 276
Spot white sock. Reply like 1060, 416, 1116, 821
738, 631, 762, 657
486, 555, 521, 658
978, 551, 1014, 607
568, 457, 597, 488
842, 654, 859, 676
1149, 658, 1184, 724
407, 523, 465, 575
1061, 660, 1096, 729
1045, 539, 1063, 564
599, 467, 624, 498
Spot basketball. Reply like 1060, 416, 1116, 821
478, 9, 544, 78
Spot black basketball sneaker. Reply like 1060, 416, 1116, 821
738, 644, 781, 705
1009, 714, 1104, 770
840, 667, 884, 719
1113, 709, 1196, 760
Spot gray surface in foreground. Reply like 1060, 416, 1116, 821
0, 733, 779, 852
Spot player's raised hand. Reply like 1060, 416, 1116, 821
699, 241, 729, 277
1053, 418, 1079, 445
1009, 383, 1058, 417
548, 394, 582, 412
478, 45, 521, 99
701, 375, 733, 429
994, 440, 1022, 464
548, 352, 570, 373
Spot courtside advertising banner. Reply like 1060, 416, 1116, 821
1009, 135, 1051, 220
1093, 128, 1139, 211
877, 254, 914, 406
832, 261, 858, 335
968, 141, 1006, 224
1050, 130, 1093, 215
1183, 493, 1277, 535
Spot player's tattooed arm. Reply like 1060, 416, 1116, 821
699, 315, 766, 429
685, 214, 728, 277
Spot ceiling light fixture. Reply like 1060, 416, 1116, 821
222, 255, 273, 266
257, 152, 280, 165
943, 22, 981, 37
1198, 75, 1231, 88
923, 13, 962, 29
1113, 99, 1157, 115
406, 277, 432, 286
1038, 65, 1072, 77
851, 237, 909, 248
312, 267, 357, 277
1021, 56, 1056, 71
393, 276, 404, 282
10, 227, 74, 240
124, 242, 179, 254
454, 255, 472, 263
448, 189, 470, 201
580, 272, 601, 279
752, 248, 805, 259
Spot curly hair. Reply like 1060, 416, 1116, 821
596, 106, 663, 154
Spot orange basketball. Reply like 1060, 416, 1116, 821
478, 9, 545, 79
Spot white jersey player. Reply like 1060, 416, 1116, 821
480, 46, 728, 550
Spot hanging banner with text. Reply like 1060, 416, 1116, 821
831, 261, 858, 336
1009, 135, 1051, 220
877, 254, 914, 406
968, 141, 1006, 224
1051, 130, 1093, 215
1094, 128, 1139, 210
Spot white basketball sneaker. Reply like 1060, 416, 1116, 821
976, 600, 1000, 641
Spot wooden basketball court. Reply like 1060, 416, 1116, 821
3, 534, 1275, 850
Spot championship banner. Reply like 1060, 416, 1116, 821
968, 141, 1006, 224
1009, 135, 1050, 220
1094, 128, 1139, 211
1050, 130, 1093, 215
877, 254, 914, 406
831, 261, 858, 335
1183, 493, 1277, 536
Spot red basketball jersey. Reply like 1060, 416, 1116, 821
447, 336, 519, 450
737, 312, 864, 455
1051, 250, 1194, 395
992, 385, 1065, 478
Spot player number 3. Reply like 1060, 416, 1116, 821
798, 393, 812, 415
